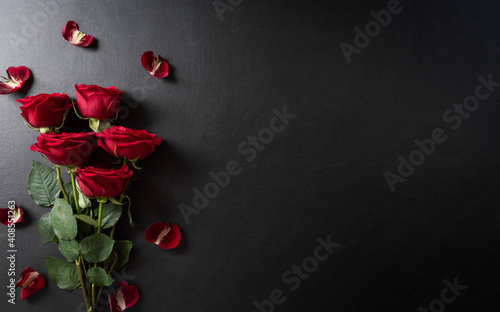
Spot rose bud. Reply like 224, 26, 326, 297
62, 21, 94, 47
108, 281, 139, 312
0, 66, 30, 94
16, 93, 73, 132
74, 84, 124, 131
0, 204, 23, 226
75, 164, 133, 198
30, 132, 96, 167
141, 51, 169, 78
97, 126, 162, 161
16, 267, 46, 300
144, 221, 181, 249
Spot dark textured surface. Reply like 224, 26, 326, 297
0, 0, 499, 311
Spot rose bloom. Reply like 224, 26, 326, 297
75, 84, 124, 120
17, 93, 73, 129
75, 164, 133, 198
97, 126, 162, 161
30, 132, 95, 166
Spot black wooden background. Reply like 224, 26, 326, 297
0, 1, 498, 311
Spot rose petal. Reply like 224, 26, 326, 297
0, 205, 23, 226
140, 51, 155, 72
62, 21, 94, 47
141, 51, 169, 78
16, 267, 45, 300
145, 221, 181, 249
0, 66, 30, 94
109, 281, 139, 312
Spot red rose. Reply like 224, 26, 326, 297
75, 164, 133, 198
30, 132, 95, 166
75, 84, 124, 120
16, 93, 73, 129
97, 126, 162, 161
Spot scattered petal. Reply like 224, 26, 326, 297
16, 267, 45, 300
0, 204, 23, 226
62, 21, 94, 47
108, 281, 139, 312
0, 66, 30, 94
141, 51, 169, 78
144, 221, 181, 249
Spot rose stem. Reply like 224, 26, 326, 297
97, 201, 104, 234
92, 200, 105, 307
56, 167, 69, 202
95, 225, 117, 302
76, 257, 92, 312
70, 172, 81, 214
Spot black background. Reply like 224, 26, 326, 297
0, 0, 499, 311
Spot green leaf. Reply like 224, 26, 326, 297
38, 213, 55, 244
27, 161, 60, 207
62, 182, 91, 209
45, 256, 79, 290
80, 233, 115, 263
50, 199, 78, 241
113, 240, 133, 269
87, 267, 114, 286
127, 201, 134, 228
58, 239, 80, 262
77, 218, 92, 236
78, 191, 91, 209
93, 203, 122, 229
89, 118, 99, 132
73, 214, 98, 227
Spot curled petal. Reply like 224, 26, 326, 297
145, 221, 181, 249
16, 267, 45, 300
0, 204, 23, 226
0, 66, 30, 94
108, 281, 139, 312
62, 21, 94, 47
141, 51, 169, 78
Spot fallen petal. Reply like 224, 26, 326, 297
62, 21, 94, 47
0, 66, 30, 95
16, 267, 45, 300
108, 281, 139, 312
144, 221, 181, 249
0, 204, 23, 226
141, 51, 169, 78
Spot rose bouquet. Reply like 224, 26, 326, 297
1, 20, 179, 312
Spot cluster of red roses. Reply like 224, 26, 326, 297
0, 20, 178, 312
19, 84, 162, 199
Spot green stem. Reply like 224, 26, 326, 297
56, 167, 69, 203
96, 249, 118, 305
92, 284, 96, 308
92, 200, 105, 308
76, 257, 92, 312
97, 201, 104, 234
109, 225, 116, 239
70, 172, 81, 214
